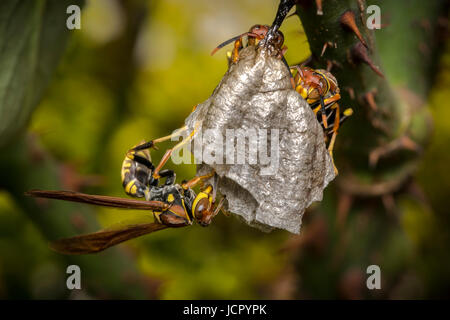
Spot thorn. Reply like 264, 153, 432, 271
340, 10, 368, 48
357, 0, 365, 13
321, 42, 328, 56
320, 41, 334, 57
336, 193, 353, 229
370, 118, 391, 135
406, 181, 432, 211
331, 59, 343, 69
369, 135, 422, 168
400, 135, 422, 153
357, 0, 366, 25
324, 59, 342, 72
345, 87, 355, 100
315, 0, 323, 15
364, 90, 378, 111
326, 60, 333, 71
382, 194, 397, 216
351, 42, 384, 78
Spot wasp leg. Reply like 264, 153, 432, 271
323, 93, 341, 106
278, 45, 288, 60
319, 96, 329, 129
326, 108, 353, 137
158, 169, 176, 186
181, 171, 215, 190
126, 153, 154, 170
327, 131, 338, 175
327, 103, 341, 175
154, 211, 190, 227
152, 128, 198, 180
130, 126, 189, 153
232, 37, 244, 63
313, 101, 333, 128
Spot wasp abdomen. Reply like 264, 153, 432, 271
121, 145, 154, 198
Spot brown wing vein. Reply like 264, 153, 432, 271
50, 223, 169, 254
26, 190, 168, 211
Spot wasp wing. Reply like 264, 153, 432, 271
26, 190, 168, 211
50, 222, 170, 255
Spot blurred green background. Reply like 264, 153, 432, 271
0, 0, 449, 299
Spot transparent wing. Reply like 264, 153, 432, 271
50, 222, 170, 255
26, 190, 168, 211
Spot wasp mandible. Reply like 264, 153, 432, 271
26, 129, 225, 255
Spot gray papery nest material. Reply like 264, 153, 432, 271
185, 45, 335, 234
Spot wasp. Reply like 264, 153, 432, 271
290, 65, 353, 173
26, 131, 225, 255
211, 24, 287, 64
211, 24, 296, 90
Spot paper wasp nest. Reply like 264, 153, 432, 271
185, 45, 335, 234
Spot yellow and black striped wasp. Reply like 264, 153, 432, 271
26, 130, 225, 255
211, 24, 298, 91
210, 0, 297, 63
211, 24, 287, 64
290, 65, 353, 173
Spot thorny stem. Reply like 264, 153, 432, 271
264, 0, 296, 45
292, 0, 447, 196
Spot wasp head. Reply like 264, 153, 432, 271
248, 24, 284, 50
211, 24, 285, 56
192, 185, 226, 227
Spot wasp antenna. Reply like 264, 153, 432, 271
211, 32, 257, 56
340, 10, 367, 48
351, 42, 384, 78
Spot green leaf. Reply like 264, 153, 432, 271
0, 0, 83, 148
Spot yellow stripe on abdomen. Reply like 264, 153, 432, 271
125, 179, 137, 195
